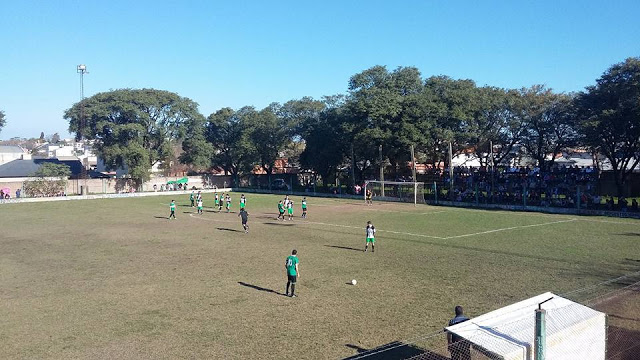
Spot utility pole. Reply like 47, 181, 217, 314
351, 143, 356, 191
410, 144, 417, 183
379, 144, 385, 197
77, 64, 88, 195
448, 142, 454, 199
490, 140, 495, 202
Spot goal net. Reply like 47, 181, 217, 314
364, 181, 426, 205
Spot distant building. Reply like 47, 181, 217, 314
0, 145, 27, 166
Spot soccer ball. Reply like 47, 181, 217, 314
351, 279, 357, 285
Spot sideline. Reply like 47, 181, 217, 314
0, 188, 232, 205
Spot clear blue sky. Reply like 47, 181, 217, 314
1, 0, 638, 139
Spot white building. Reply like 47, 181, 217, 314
0, 145, 27, 166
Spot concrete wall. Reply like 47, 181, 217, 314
0, 175, 234, 197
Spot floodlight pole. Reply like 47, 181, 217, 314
448, 142, 453, 200
411, 144, 417, 206
77, 64, 88, 195
490, 140, 495, 202
379, 145, 385, 197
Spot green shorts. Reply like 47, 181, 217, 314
240, 203, 245, 208
215, 200, 219, 205
366, 237, 375, 243
197, 206, 203, 210
287, 208, 293, 215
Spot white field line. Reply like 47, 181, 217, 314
574, 218, 640, 226
296, 220, 446, 240
443, 219, 577, 239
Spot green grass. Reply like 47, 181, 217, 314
1, 193, 639, 359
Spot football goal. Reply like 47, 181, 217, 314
364, 181, 426, 205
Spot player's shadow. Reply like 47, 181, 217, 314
238, 282, 284, 296
264, 222, 296, 226
325, 245, 362, 252
618, 232, 640, 237
217, 227, 242, 232
343, 341, 436, 360
154, 216, 169, 219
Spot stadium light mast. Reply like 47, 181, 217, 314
77, 64, 88, 194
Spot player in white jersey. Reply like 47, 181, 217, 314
364, 221, 376, 252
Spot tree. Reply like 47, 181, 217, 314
23, 163, 71, 197
64, 89, 201, 184
517, 85, 577, 171
577, 57, 640, 195
180, 115, 213, 170
469, 87, 525, 167
346, 66, 426, 179
420, 76, 479, 169
206, 107, 257, 181
0, 110, 5, 136
248, 106, 289, 176
51, 133, 61, 144
299, 101, 347, 189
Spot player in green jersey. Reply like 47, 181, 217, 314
218, 193, 224, 211
190, 191, 195, 207
301, 197, 307, 218
277, 200, 285, 220
285, 249, 300, 297
214, 193, 219, 211
169, 200, 176, 219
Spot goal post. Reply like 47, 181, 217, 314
364, 181, 426, 205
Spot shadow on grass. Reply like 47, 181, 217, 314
154, 216, 169, 219
264, 222, 296, 226
217, 227, 242, 233
610, 314, 640, 322
343, 341, 438, 360
618, 232, 640, 237
606, 326, 640, 360
238, 282, 284, 296
325, 245, 362, 252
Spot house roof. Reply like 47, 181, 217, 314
0, 145, 25, 154
0, 158, 109, 178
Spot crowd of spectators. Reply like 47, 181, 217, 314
426, 165, 639, 212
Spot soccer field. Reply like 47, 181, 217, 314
1, 193, 639, 359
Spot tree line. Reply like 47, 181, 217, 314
65, 57, 640, 195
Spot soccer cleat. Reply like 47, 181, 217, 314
290, 294, 297, 298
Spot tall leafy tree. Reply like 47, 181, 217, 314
420, 76, 479, 169
299, 101, 347, 189
469, 87, 525, 167
346, 66, 425, 178
180, 115, 213, 170
206, 107, 257, 180
0, 110, 5, 136
577, 57, 640, 195
248, 106, 289, 175
517, 85, 577, 171
65, 89, 201, 184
